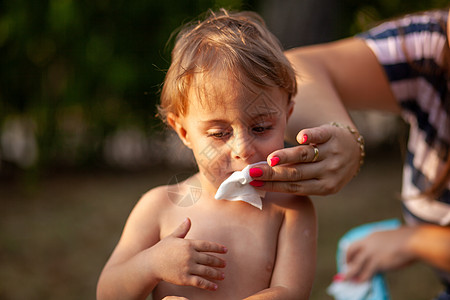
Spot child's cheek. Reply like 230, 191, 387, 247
197, 151, 229, 184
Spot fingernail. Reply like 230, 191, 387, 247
269, 156, 280, 167
249, 167, 263, 177
249, 180, 264, 187
301, 134, 308, 144
213, 284, 218, 290
333, 273, 345, 282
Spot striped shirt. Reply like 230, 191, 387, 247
358, 10, 450, 227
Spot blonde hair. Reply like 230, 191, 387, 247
158, 8, 297, 122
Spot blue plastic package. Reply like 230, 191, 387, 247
327, 219, 401, 300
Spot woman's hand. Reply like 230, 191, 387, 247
150, 218, 228, 291
249, 124, 362, 195
344, 227, 417, 282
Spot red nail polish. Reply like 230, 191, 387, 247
270, 156, 280, 167
249, 167, 263, 177
333, 273, 345, 282
249, 180, 264, 187
301, 134, 308, 144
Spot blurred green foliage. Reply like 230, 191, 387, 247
340, 0, 450, 35
0, 0, 258, 172
0, 0, 447, 174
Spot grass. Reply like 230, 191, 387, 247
0, 148, 444, 299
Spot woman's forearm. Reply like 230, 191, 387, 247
408, 225, 450, 271
284, 38, 399, 142
284, 46, 354, 143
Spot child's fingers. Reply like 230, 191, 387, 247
192, 240, 228, 254
196, 252, 227, 268
170, 218, 192, 239
186, 275, 219, 291
191, 264, 225, 281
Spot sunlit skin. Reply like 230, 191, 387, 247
173, 77, 293, 194
96, 76, 317, 300
252, 9, 450, 196
261, 8, 450, 284
344, 9, 450, 283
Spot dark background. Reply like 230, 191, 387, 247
0, 0, 448, 299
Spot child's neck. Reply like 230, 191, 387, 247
195, 172, 222, 200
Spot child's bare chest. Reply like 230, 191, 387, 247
157, 199, 284, 299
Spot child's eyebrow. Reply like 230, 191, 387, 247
247, 111, 280, 119
199, 112, 279, 125
198, 119, 229, 126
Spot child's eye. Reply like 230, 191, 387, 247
207, 130, 231, 139
252, 125, 273, 134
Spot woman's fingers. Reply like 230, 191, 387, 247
358, 260, 378, 282
345, 240, 378, 282
250, 162, 342, 195
296, 125, 333, 145
267, 144, 322, 166
252, 160, 321, 182
250, 123, 362, 195
254, 177, 340, 195
255, 179, 321, 195
345, 247, 367, 281
266, 123, 339, 167
346, 257, 375, 282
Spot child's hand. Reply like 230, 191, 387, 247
151, 218, 227, 291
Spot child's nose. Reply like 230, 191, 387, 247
230, 131, 255, 161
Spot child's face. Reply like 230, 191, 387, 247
170, 77, 293, 188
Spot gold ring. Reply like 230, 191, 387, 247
312, 145, 319, 162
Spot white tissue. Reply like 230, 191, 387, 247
214, 161, 267, 210
327, 278, 371, 300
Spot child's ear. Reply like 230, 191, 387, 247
167, 113, 192, 149
286, 100, 295, 121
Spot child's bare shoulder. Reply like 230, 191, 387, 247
110, 185, 172, 254
134, 184, 172, 215
135, 175, 197, 214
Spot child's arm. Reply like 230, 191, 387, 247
96, 187, 228, 300
244, 196, 317, 300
